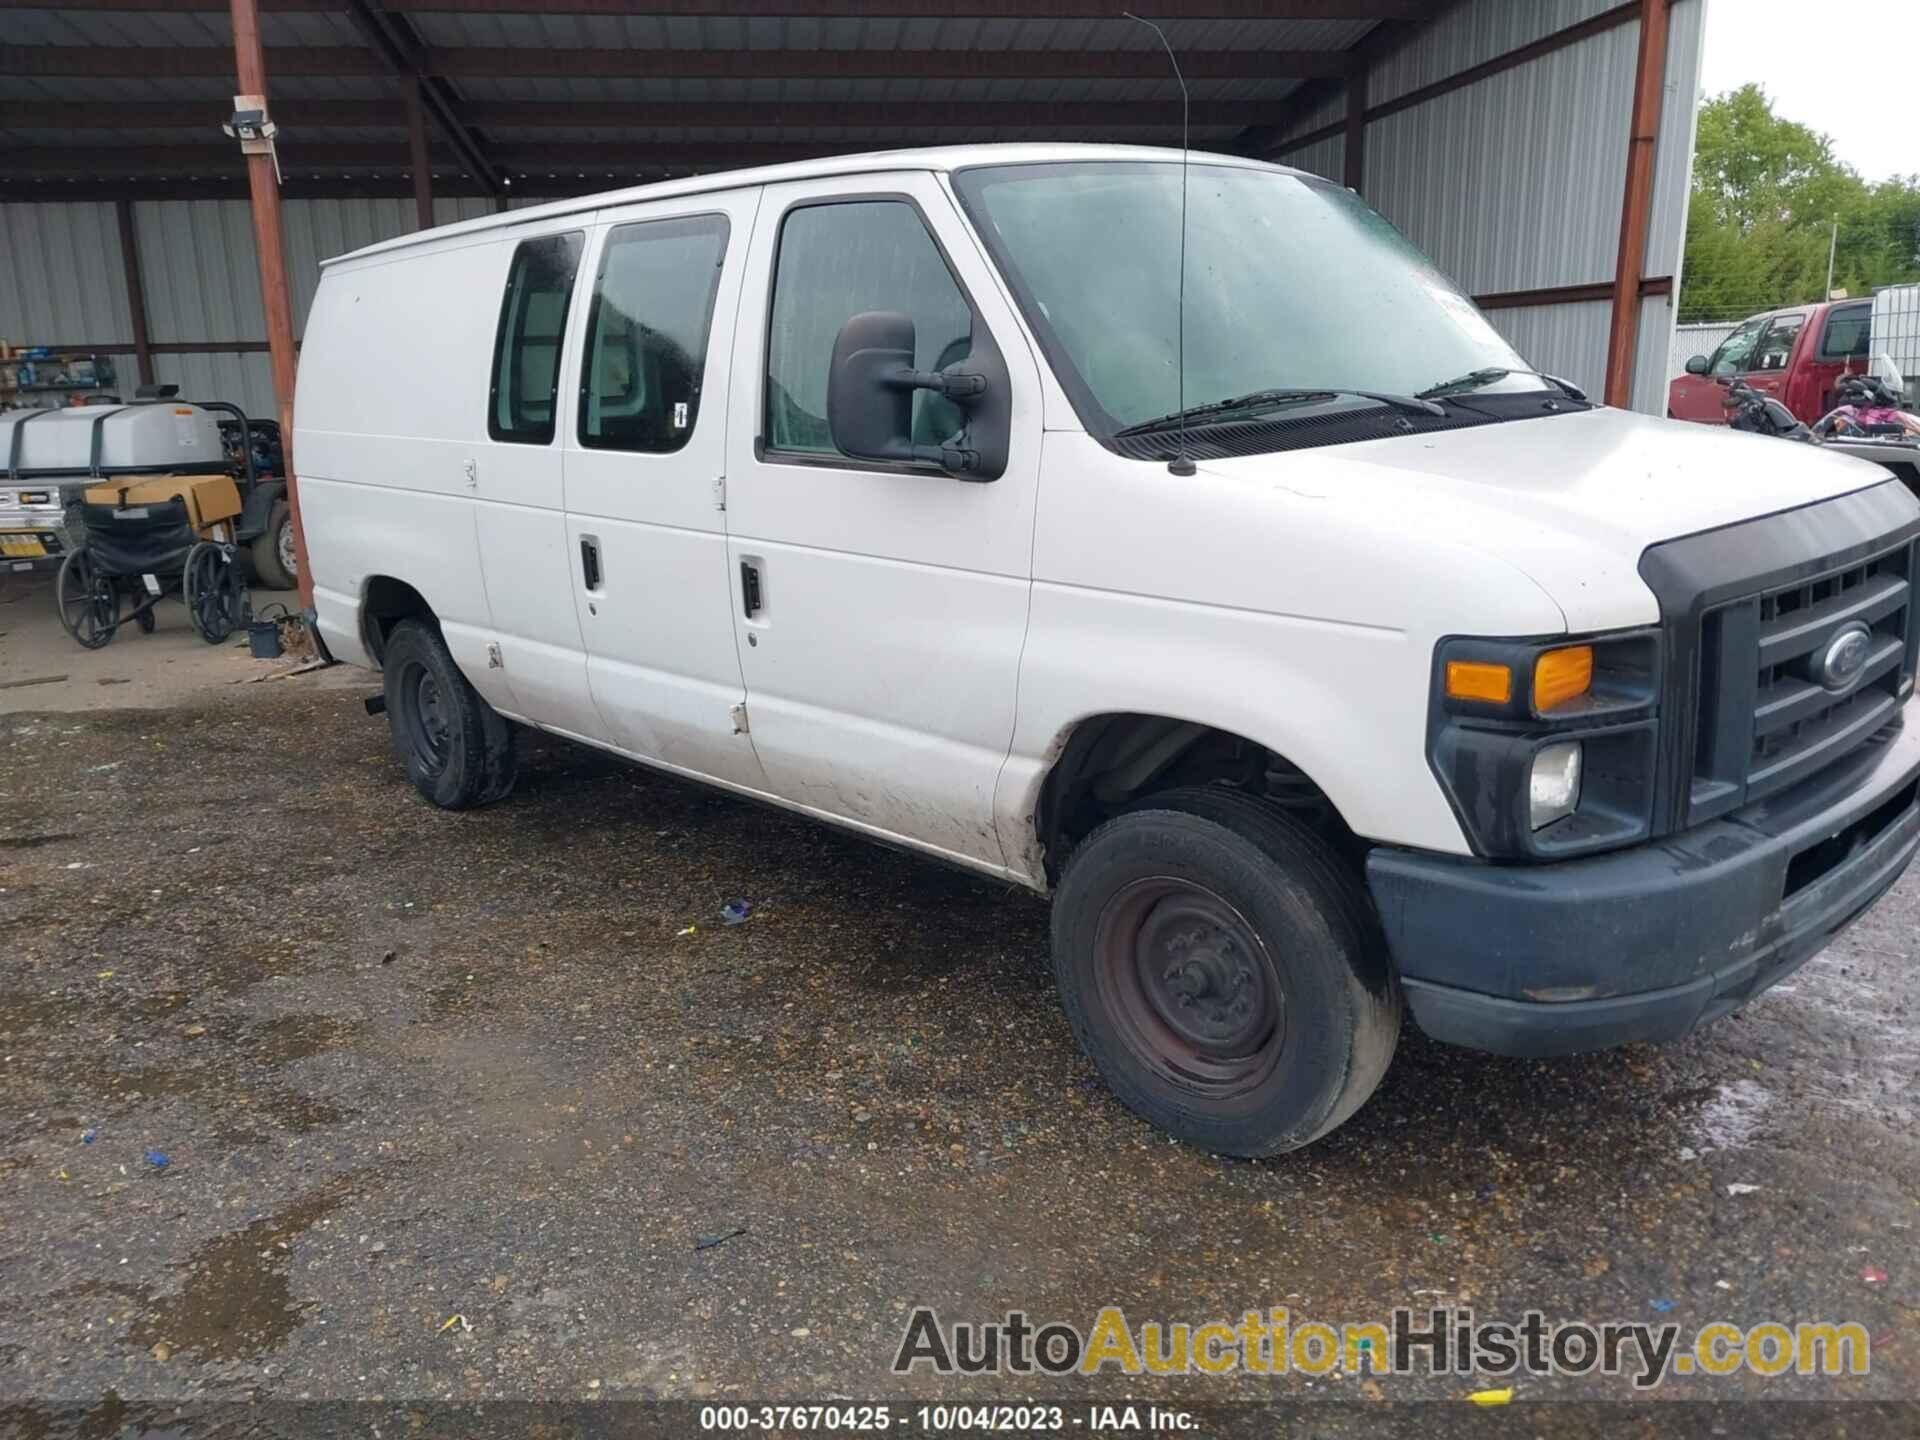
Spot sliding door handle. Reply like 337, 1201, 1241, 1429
579, 536, 602, 591
740, 559, 762, 618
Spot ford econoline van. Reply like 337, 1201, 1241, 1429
296, 146, 1920, 1155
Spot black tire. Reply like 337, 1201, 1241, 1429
184, 542, 247, 644
1050, 786, 1401, 1157
250, 499, 297, 592
54, 546, 117, 650
382, 618, 518, 810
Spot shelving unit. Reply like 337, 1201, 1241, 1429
0, 349, 119, 410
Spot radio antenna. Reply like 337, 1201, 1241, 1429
1124, 10, 1196, 476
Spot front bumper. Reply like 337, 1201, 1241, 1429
1367, 710, 1920, 1057
0, 511, 72, 573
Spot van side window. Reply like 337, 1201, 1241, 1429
765, 200, 972, 457
489, 232, 583, 445
577, 214, 729, 455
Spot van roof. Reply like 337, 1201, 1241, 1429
325, 142, 1295, 268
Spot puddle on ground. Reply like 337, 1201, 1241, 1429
127, 1174, 357, 1362
0, 989, 95, 1037
1689, 1077, 1776, 1151
0, 832, 81, 850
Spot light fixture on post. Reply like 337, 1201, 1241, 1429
223, 94, 282, 185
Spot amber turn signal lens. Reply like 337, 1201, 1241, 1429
1534, 645, 1595, 712
1445, 660, 1513, 704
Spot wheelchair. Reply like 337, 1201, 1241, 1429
54, 481, 249, 651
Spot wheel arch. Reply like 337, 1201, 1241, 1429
1029, 711, 1359, 885
360, 573, 437, 664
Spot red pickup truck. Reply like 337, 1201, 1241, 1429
1668, 299, 1873, 426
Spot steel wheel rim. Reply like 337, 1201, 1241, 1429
403, 662, 452, 772
1092, 876, 1286, 1102
277, 517, 297, 580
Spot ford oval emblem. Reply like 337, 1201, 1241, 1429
1817, 621, 1873, 691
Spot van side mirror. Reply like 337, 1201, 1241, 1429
1684, 354, 1709, 376
827, 311, 1000, 479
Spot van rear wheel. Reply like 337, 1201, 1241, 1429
382, 618, 518, 809
1050, 787, 1400, 1156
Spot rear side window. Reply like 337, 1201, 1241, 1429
764, 200, 973, 457
1751, 313, 1806, 372
1820, 304, 1872, 362
489, 232, 583, 445
578, 214, 729, 454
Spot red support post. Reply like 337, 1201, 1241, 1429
406, 79, 434, 231
229, 0, 314, 609
1343, 53, 1366, 192
1604, 0, 1670, 409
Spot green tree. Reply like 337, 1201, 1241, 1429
1679, 84, 1919, 323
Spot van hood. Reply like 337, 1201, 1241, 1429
1195, 405, 1907, 632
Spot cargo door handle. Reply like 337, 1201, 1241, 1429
580, 536, 602, 591
740, 559, 762, 618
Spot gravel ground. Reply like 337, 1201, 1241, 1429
0, 679, 1915, 1434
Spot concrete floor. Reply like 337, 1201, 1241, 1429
0, 569, 1916, 1435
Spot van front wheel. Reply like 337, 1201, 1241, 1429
1050, 788, 1400, 1156
382, 618, 518, 809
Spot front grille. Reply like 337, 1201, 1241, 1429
1690, 542, 1914, 824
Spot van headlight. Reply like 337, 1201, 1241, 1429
1529, 741, 1582, 830
1429, 630, 1660, 860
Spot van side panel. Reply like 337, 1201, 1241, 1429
295, 240, 510, 705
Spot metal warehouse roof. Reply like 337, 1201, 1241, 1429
0, 0, 1432, 202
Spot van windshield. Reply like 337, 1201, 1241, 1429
950, 160, 1548, 438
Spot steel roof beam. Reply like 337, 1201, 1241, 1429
340, 0, 504, 194
0, 44, 1352, 81
0, 0, 1425, 15
0, 140, 974, 173
10, 98, 1280, 130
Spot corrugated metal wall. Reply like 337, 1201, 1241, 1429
0, 195, 494, 421
0, 202, 134, 348
1281, 0, 1707, 413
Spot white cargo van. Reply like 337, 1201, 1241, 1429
296, 146, 1920, 1155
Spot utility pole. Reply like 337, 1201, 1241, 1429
1825, 219, 1839, 300
228, 0, 315, 613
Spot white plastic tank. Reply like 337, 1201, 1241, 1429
0, 403, 225, 476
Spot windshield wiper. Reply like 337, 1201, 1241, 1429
1116, 386, 1445, 437
1416, 367, 1589, 402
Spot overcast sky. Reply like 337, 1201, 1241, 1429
1697, 0, 1918, 182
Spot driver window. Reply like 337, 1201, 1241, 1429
765, 200, 972, 457
1708, 318, 1766, 377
